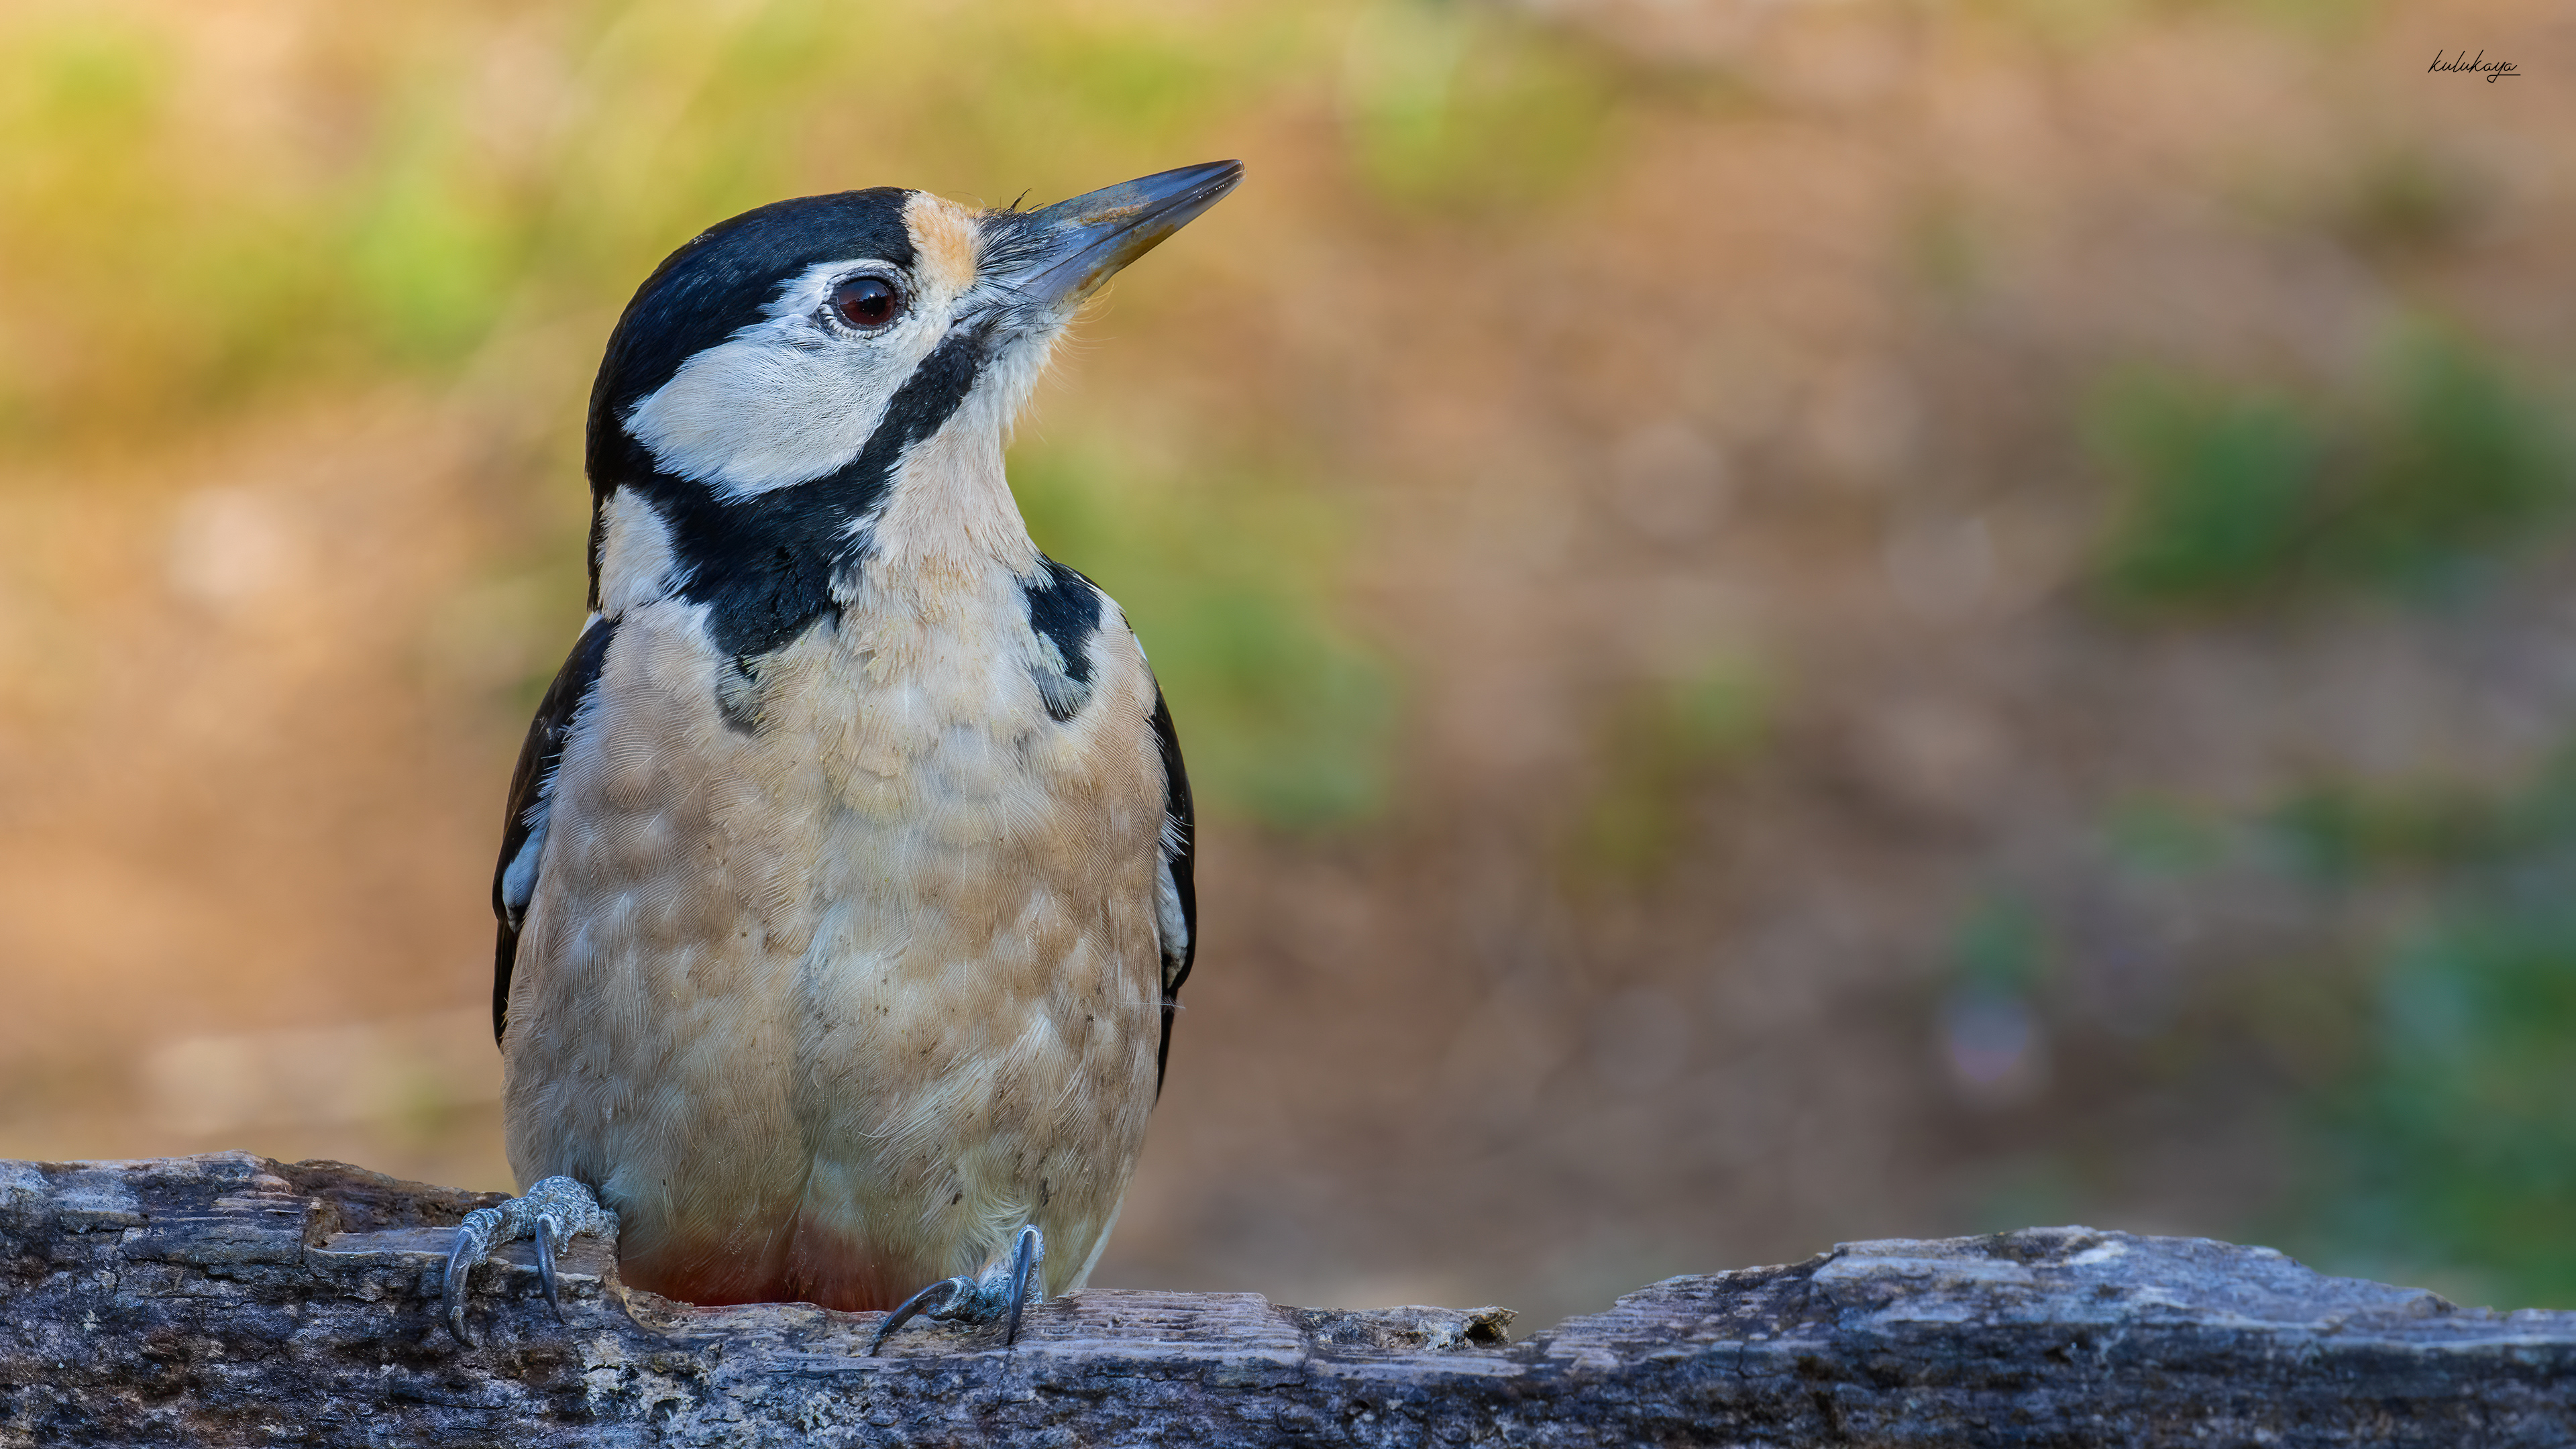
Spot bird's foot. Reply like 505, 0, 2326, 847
865, 1223, 1046, 1354
442, 1175, 619, 1346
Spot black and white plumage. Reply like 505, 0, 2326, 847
445, 163, 1234, 1346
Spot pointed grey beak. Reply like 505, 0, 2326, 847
998, 160, 1244, 309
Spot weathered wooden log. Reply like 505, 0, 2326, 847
2, 1151, 2571, 1446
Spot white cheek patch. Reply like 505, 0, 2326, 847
623, 258, 953, 498
596, 486, 685, 616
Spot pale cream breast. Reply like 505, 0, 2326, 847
502, 514, 1169, 1307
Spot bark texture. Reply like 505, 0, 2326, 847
1, 1152, 2571, 1446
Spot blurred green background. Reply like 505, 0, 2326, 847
1, 0, 2572, 1326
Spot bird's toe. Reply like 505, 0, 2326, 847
867, 1224, 1049, 1354
441, 1176, 618, 1346
442, 1207, 501, 1346
867, 1276, 972, 1355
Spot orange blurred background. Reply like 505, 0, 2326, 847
5, 0, 2574, 1330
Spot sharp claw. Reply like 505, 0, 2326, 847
867, 1278, 964, 1356
537, 1214, 564, 1320
445, 1262, 476, 1346
1003, 1224, 1042, 1348
444, 1208, 497, 1348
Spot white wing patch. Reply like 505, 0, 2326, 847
500, 810, 549, 926
1155, 832, 1189, 988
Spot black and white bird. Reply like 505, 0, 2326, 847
440, 162, 1239, 1349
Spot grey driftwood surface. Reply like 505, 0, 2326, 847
2, 1153, 2573, 1446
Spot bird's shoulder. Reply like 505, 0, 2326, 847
490, 614, 618, 1041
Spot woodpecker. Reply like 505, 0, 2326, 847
440, 162, 1237, 1349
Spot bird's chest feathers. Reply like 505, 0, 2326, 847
803, 562, 1062, 818
698, 467, 1165, 1140
581, 430, 1158, 963
805, 433, 1094, 818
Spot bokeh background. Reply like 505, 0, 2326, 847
3, 0, 2573, 1331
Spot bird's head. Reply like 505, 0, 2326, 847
578, 161, 1240, 642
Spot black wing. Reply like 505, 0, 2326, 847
1148, 682, 1197, 1097
492, 617, 616, 1043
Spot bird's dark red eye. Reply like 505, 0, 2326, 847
830, 276, 903, 329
